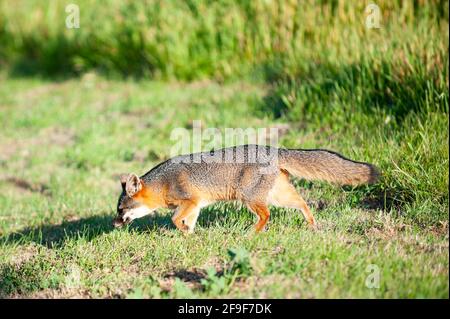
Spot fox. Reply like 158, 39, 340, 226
113, 144, 379, 233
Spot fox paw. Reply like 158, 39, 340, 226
177, 221, 195, 234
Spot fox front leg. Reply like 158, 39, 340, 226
171, 200, 201, 234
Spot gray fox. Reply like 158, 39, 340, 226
114, 145, 379, 233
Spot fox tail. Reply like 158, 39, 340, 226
278, 149, 379, 186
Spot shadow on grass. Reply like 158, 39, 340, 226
0, 191, 384, 251
0, 205, 254, 250
0, 213, 174, 249
341, 182, 411, 214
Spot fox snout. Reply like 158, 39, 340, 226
113, 217, 123, 228
113, 216, 130, 228
113, 207, 136, 228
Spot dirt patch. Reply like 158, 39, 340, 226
3, 177, 51, 197
0, 127, 75, 163
120, 109, 153, 127
428, 221, 449, 237
346, 213, 403, 239
271, 245, 285, 256
169, 80, 264, 93
227, 274, 304, 298
22, 83, 63, 102
63, 214, 81, 223
9, 245, 39, 267
159, 257, 232, 294
0, 141, 19, 163
201, 257, 226, 273
308, 199, 327, 211
160, 268, 207, 291
43, 127, 76, 147
9, 287, 91, 299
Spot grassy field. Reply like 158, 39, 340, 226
0, 75, 448, 298
0, 0, 448, 298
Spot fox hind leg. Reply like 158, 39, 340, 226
268, 172, 317, 227
246, 202, 271, 232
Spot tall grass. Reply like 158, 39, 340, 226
0, 0, 448, 80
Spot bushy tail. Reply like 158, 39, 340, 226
278, 149, 380, 186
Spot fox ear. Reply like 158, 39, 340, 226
119, 174, 129, 190
125, 173, 142, 197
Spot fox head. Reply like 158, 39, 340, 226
113, 173, 154, 228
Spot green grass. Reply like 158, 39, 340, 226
0, 76, 448, 298
0, 0, 448, 298
0, 1, 448, 80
